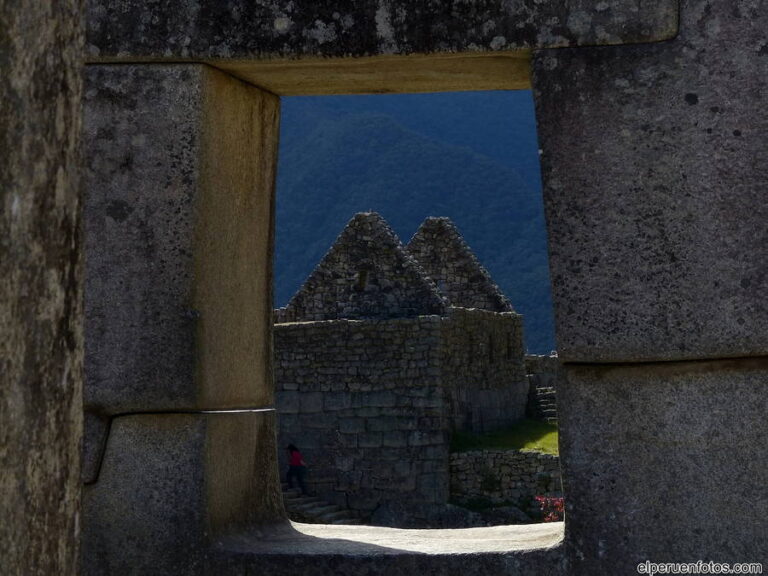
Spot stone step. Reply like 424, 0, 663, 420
281, 485, 362, 525
292, 503, 340, 516
287, 499, 330, 513
286, 496, 322, 507
317, 509, 357, 523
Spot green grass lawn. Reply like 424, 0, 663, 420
450, 419, 559, 455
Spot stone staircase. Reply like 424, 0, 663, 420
282, 485, 364, 525
528, 381, 558, 424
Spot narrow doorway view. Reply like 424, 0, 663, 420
273, 91, 563, 528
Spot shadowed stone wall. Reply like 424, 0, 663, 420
534, 0, 768, 572
275, 309, 527, 525
441, 308, 528, 432
275, 213, 446, 323
81, 63, 286, 574
450, 450, 562, 516
7, 0, 763, 572
276, 315, 448, 523
406, 217, 514, 313
0, 3, 84, 574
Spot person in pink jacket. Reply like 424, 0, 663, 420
286, 444, 308, 495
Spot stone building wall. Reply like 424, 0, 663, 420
450, 449, 562, 517
275, 213, 446, 323
274, 308, 528, 523
525, 354, 564, 423
441, 308, 528, 433
275, 315, 450, 521
406, 217, 513, 313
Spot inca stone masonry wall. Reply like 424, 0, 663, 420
441, 308, 528, 433
406, 217, 513, 313
275, 308, 527, 524
9, 1, 766, 574
525, 354, 563, 423
275, 212, 446, 323
276, 315, 449, 523
0, 3, 84, 574
451, 450, 562, 518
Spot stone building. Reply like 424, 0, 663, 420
7, 3, 767, 574
274, 212, 528, 524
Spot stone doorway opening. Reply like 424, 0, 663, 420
270, 90, 563, 528
81, 53, 570, 572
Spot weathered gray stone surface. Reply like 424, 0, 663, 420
210, 522, 566, 576
82, 410, 286, 575
84, 64, 279, 414
86, 0, 678, 60
275, 309, 527, 525
451, 449, 562, 517
525, 354, 563, 423
534, 0, 768, 362
0, 2, 83, 574
81, 411, 109, 484
441, 308, 528, 431
558, 358, 768, 575
276, 212, 446, 322
406, 217, 513, 313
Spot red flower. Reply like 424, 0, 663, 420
535, 496, 564, 522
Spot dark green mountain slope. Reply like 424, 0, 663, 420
275, 98, 556, 353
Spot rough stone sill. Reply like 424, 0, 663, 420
218, 521, 564, 555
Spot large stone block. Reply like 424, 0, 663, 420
533, 0, 768, 362
558, 358, 768, 575
86, 0, 678, 58
84, 64, 279, 413
0, 3, 83, 574
82, 410, 286, 575
85, 0, 678, 95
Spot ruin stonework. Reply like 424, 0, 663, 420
4, 1, 767, 574
80, 64, 286, 574
274, 214, 528, 524
525, 354, 563, 424
450, 450, 562, 517
533, 0, 768, 571
406, 217, 513, 313
275, 212, 446, 322
0, 3, 83, 574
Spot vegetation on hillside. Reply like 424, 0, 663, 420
275, 91, 556, 353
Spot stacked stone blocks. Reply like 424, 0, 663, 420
275, 213, 528, 524
81, 64, 286, 574
451, 449, 562, 517
8, 0, 766, 574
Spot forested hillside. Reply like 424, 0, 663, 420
275, 91, 556, 353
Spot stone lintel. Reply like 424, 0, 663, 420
86, 0, 679, 95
